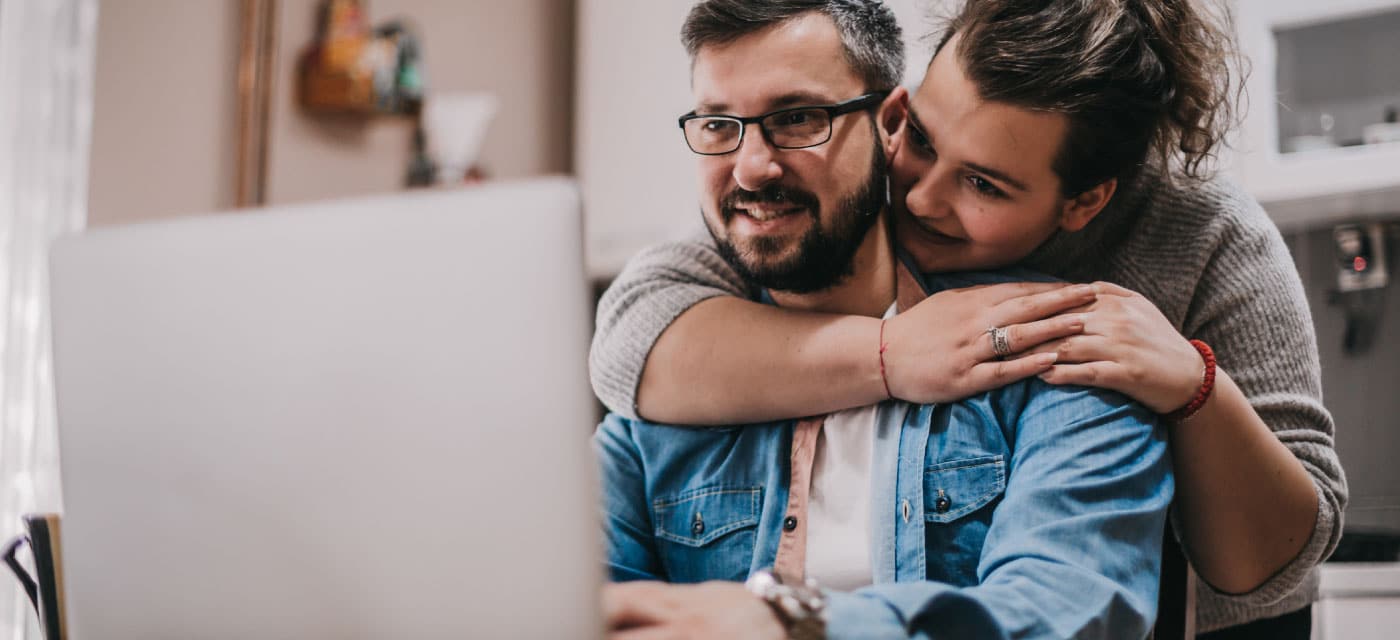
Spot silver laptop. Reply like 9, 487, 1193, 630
48, 178, 600, 639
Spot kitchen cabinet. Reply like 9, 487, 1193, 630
1313, 563, 1400, 639
1232, 0, 1400, 231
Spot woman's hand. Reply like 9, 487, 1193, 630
1030, 282, 1204, 414
882, 281, 1097, 403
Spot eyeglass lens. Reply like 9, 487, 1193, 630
684, 108, 832, 154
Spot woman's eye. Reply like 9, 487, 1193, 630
968, 175, 1005, 198
907, 126, 934, 154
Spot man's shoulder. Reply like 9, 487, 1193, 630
595, 412, 777, 450
944, 376, 1155, 443
995, 377, 1157, 442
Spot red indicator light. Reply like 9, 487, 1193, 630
1354, 256, 1368, 272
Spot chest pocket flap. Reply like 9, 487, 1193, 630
653, 486, 761, 547
924, 454, 1006, 523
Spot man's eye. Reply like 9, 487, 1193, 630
771, 111, 814, 127
703, 120, 734, 133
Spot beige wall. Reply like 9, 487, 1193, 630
88, 0, 242, 227
266, 0, 575, 205
89, 0, 574, 226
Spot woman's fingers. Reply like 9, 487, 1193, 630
966, 351, 1060, 391
885, 281, 1102, 404
989, 283, 1098, 327
992, 314, 1087, 359
1037, 361, 1129, 389
1087, 280, 1136, 298
1023, 334, 1117, 364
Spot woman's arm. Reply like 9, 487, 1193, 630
636, 297, 886, 424
1032, 227, 1345, 597
591, 231, 1093, 424
594, 232, 879, 423
1174, 222, 1345, 600
589, 232, 752, 420
1168, 368, 1322, 595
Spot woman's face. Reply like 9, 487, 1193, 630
889, 35, 1105, 274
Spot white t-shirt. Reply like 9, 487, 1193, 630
803, 303, 894, 591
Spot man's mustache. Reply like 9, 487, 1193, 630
722, 184, 819, 212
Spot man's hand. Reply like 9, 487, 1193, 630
604, 581, 786, 640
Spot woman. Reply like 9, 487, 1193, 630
590, 0, 1345, 637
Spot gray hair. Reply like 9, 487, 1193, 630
682, 0, 905, 92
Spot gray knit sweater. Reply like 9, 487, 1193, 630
589, 169, 1348, 633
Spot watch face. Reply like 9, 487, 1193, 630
776, 592, 807, 620
745, 569, 779, 594
745, 568, 826, 639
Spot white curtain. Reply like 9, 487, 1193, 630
0, 0, 98, 637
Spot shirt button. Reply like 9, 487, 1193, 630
783, 515, 799, 532
691, 513, 705, 536
935, 490, 951, 514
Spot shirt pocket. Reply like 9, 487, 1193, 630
923, 454, 1006, 586
652, 485, 761, 583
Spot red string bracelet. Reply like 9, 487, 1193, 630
878, 319, 894, 400
1164, 339, 1216, 423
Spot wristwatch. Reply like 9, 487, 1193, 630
744, 569, 828, 640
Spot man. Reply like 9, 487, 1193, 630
596, 2, 1172, 638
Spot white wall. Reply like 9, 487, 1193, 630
575, 0, 939, 279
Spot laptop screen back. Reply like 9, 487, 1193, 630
49, 178, 600, 639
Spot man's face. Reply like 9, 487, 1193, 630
690, 13, 885, 294
888, 34, 1078, 274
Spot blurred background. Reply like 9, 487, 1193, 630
2, 0, 1399, 637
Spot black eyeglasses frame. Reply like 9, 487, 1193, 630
677, 91, 890, 156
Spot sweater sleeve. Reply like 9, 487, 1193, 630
1181, 195, 1348, 608
589, 229, 753, 418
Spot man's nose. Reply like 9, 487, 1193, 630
732, 124, 783, 192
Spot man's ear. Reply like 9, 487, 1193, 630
1059, 178, 1117, 232
876, 86, 908, 161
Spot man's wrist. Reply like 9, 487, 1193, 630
745, 569, 827, 640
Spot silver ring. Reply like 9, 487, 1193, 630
986, 326, 1013, 358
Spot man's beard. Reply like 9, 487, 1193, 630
708, 142, 887, 295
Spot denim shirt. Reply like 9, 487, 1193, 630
594, 266, 1174, 639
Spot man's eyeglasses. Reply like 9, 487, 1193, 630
678, 92, 888, 156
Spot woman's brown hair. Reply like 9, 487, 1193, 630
936, 0, 1245, 196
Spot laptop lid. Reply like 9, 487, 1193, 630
49, 178, 600, 639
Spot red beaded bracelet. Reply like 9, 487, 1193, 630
1164, 339, 1216, 423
